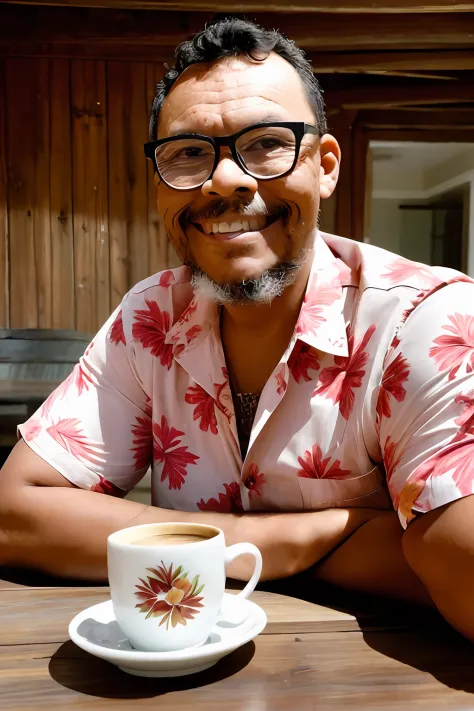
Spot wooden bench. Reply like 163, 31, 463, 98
0, 329, 91, 451
0, 328, 152, 502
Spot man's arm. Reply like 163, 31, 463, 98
0, 440, 375, 582
403, 496, 474, 642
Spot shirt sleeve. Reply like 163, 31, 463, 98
18, 303, 152, 497
377, 279, 474, 528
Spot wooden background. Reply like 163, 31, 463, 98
1, 3, 474, 334
0, 56, 180, 334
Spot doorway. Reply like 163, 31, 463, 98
366, 141, 473, 274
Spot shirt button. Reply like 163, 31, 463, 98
244, 475, 255, 489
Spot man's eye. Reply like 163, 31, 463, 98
244, 137, 291, 152
258, 138, 284, 149
180, 147, 206, 158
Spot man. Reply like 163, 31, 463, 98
1, 18, 474, 640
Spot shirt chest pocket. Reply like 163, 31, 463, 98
297, 465, 391, 510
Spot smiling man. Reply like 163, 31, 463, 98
2, 18, 474, 640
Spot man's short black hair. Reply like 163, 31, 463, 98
149, 17, 327, 140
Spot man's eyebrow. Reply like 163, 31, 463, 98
252, 114, 287, 125
167, 116, 289, 138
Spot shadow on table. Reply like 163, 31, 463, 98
258, 573, 474, 696
363, 624, 474, 695
48, 639, 255, 699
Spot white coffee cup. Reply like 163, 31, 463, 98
107, 522, 262, 652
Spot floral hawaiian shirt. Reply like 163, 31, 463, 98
18, 231, 474, 528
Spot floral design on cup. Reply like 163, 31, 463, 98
134, 561, 205, 630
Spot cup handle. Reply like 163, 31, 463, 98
224, 542, 262, 601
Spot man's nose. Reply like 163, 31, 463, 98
201, 152, 258, 198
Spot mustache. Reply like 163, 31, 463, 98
184, 194, 287, 222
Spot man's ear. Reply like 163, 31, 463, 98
319, 134, 341, 200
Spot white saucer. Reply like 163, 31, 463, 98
68, 593, 267, 677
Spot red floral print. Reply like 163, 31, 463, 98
176, 299, 197, 326
153, 415, 199, 490
400, 289, 432, 325
46, 418, 100, 464
41, 364, 92, 419
245, 463, 266, 497
297, 444, 351, 480
184, 368, 232, 435
401, 281, 469, 328
214, 368, 233, 421
382, 436, 403, 483
408, 439, 474, 497
454, 391, 474, 440
288, 341, 320, 383
91, 474, 125, 497
429, 313, 474, 381
185, 325, 202, 344
135, 561, 204, 630
132, 299, 174, 370
381, 258, 439, 287
74, 363, 94, 396
275, 366, 287, 395
296, 275, 340, 337
158, 270, 175, 288
376, 352, 410, 421
131, 415, 152, 470
389, 334, 401, 352
400, 280, 471, 337
21, 417, 42, 441
314, 324, 376, 420
144, 395, 152, 418
197, 482, 243, 512
185, 384, 221, 435
443, 440, 474, 495
110, 310, 126, 345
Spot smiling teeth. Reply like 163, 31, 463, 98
202, 216, 267, 234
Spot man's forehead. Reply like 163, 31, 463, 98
158, 53, 313, 137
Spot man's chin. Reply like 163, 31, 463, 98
185, 252, 280, 289
188, 260, 302, 306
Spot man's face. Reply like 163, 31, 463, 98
156, 52, 340, 292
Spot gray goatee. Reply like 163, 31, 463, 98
190, 260, 302, 306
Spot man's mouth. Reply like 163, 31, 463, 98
191, 213, 280, 237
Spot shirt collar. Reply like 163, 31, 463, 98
166, 231, 351, 359
294, 231, 351, 358
165, 290, 217, 355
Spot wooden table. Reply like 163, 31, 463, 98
2, 572, 474, 710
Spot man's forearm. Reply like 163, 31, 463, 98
0, 485, 374, 581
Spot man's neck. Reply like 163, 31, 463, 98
219, 257, 312, 395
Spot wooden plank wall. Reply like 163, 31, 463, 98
0, 57, 176, 334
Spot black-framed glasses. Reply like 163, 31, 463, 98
144, 122, 320, 191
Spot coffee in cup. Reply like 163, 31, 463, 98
131, 533, 209, 546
